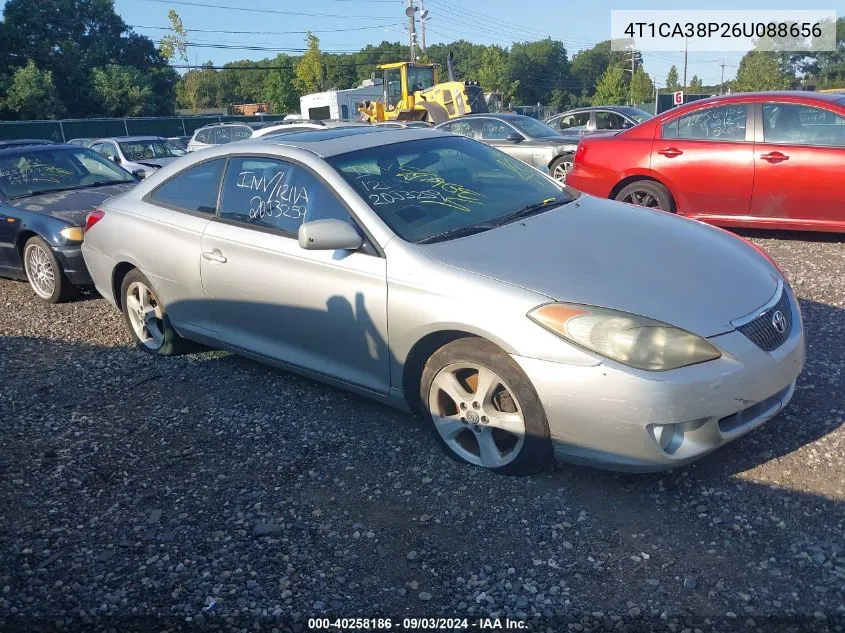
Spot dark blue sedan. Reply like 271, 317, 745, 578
0, 144, 138, 302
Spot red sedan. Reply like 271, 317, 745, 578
566, 91, 845, 232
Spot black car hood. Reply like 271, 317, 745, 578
8, 183, 135, 226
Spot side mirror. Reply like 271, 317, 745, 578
298, 218, 363, 251
111, 155, 121, 164
506, 132, 524, 143
132, 169, 147, 180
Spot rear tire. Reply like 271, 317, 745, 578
120, 269, 190, 356
614, 180, 674, 212
420, 338, 552, 475
23, 236, 78, 304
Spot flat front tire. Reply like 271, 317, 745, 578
120, 269, 189, 356
23, 236, 77, 303
420, 338, 552, 475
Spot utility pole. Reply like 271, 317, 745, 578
719, 60, 726, 94
652, 75, 659, 115
682, 38, 688, 90
419, 0, 428, 54
405, 0, 417, 62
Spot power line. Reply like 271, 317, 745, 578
136, 0, 399, 20
133, 24, 405, 35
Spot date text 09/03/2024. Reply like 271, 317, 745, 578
308, 617, 528, 630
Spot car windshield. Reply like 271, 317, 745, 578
327, 136, 574, 243
618, 107, 652, 123
118, 140, 178, 161
509, 116, 561, 138
0, 148, 134, 199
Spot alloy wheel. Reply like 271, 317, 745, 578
428, 362, 526, 468
125, 281, 165, 350
552, 160, 573, 183
24, 243, 56, 299
621, 189, 662, 208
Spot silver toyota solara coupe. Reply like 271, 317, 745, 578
81, 127, 805, 475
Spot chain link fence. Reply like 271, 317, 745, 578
0, 114, 288, 142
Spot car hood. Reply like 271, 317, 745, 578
419, 196, 779, 337
8, 183, 136, 226
134, 157, 178, 168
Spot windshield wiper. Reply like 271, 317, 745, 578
490, 197, 567, 227
416, 223, 500, 244
8, 185, 87, 199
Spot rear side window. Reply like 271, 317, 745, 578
762, 103, 845, 147
148, 158, 225, 214
218, 156, 350, 235
662, 105, 748, 142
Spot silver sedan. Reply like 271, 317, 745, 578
81, 127, 805, 475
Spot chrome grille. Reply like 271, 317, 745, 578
737, 290, 792, 351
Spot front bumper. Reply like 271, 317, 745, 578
54, 244, 92, 287
512, 296, 805, 472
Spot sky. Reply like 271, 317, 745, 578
31, 0, 845, 88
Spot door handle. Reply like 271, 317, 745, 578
761, 151, 789, 163
657, 147, 683, 157
202, 250, 227, 263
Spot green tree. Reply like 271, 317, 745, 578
592, 66, 627, 105
478, 45, 519, 103
295, 32, 324, 94
506, 39, 570, 106
628, 67, 654, 103
734, 50, 785, 92
1, 0, 174, 117
91, 65, 154, 117
689, 75, 703, 92
4, 61, 64, 119
264, 54, 299, 114
570, 40, 632, 94
665, 65, 680, 91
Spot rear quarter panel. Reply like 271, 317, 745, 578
84, 192, 212, 333
568, 130, 656, 198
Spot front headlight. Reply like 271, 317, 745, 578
528, 303, 721, 371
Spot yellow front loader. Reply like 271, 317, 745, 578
358, 54, 488, 125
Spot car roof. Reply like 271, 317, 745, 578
196, 122, 253, 130
98, 136, 166, 142
457, 112, 528, 120
0, 143, 78, 156
257, 126, 443, 157
684, 90, 845, 105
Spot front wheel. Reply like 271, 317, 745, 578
614, 180, 674, 212
23, 236, 78, 303
550, 154, 574, 183
120, 269, 190, 356
420, 338, 552, 475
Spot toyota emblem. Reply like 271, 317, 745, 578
771, 310, 787, 334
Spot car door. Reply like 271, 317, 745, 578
478, 118, 534, 165
200, 155, 390, 394
141, 157, 226, 342
0, 204, 21, 270
751, 101, 845, 228
653, 102, 755, 218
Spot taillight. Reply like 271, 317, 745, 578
575, 143, 587, 161
85, 209, 105, 233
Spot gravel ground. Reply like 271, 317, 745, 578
1, 233, 843, 633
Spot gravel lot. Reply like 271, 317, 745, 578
1, 232, 843, 633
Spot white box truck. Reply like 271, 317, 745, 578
299, 79, 384, 121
